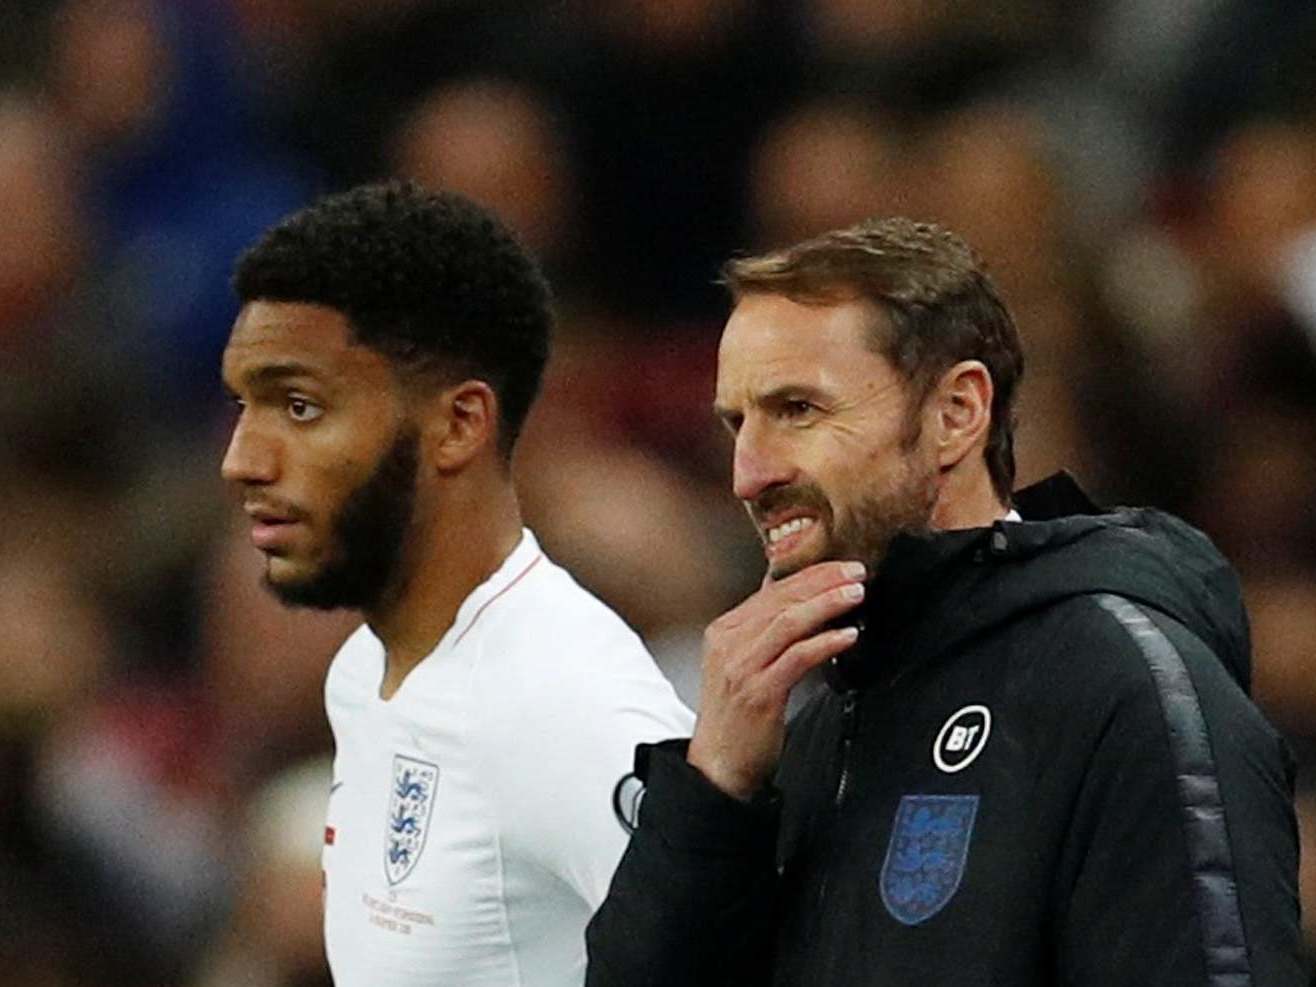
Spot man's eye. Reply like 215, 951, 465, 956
784, 400, 814, 417
288, 397, 323, 422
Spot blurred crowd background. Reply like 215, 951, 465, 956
2, 0, 1316, 983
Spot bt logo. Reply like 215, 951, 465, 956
946, 724, 983, 752
933, 705, 992, 773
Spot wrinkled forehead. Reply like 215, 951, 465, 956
715, 293, 892, 401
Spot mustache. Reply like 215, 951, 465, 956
748, 483, 831, 526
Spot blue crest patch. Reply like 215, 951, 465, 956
879, 794, 978, 925
384, 754, 439, 886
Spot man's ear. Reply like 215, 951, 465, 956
425, 380, 500, 472
931, 360, 993, 472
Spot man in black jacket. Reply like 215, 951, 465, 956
585, 218, 1304, 985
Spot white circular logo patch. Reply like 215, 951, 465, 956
933, 704, 992, 773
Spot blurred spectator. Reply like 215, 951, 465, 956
34, 684, 234, 980
244, 0, 561, 186
519, 436, 750, 708
0, 548, 111, 738
1197, 120, 1316, 324
747, 98, 911, 249
192, 757, 334, 987
1097, 113, 1316, 513
917, 102, 1073, 321
1189, 403, 1316, 579
25, 512, 353, 981
46, 0, 173, 153
915, 101, 1116, 492
0, 94, 83, 352
45, 0, 310, 416
391, 78, 578, 277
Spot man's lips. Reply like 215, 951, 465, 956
750, 487, 830, 563
249, 518, 300, 550
759, 513, 820, 558
243, 505, 304, 550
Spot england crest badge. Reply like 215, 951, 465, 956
384, 754, 439, 886
879, 794, 978, 925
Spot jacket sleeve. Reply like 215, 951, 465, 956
1054, 600, 1305, 986
585, 739, 782, 987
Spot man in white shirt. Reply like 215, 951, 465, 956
220, 181, 693, 986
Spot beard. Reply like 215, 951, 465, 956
759, 457, 936, 582
829, 470, 935, 574
266, 426, 420, 611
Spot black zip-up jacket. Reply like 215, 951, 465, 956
586, 474, 1304, 986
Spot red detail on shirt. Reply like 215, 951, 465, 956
452, 554, 543, 648
325, 826, 336, 846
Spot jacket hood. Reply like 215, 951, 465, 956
832, 473, 1251, 695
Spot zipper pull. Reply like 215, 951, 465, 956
835, 690, 859, 807
841, 690, 859, 738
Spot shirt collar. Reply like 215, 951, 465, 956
443, 528, 544, 653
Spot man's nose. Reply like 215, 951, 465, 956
220, 416, 278, 486
732, 424, 792, 503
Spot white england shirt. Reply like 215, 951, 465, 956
322, 530, 694, 986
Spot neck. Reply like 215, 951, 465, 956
930, 460, 1008, 531
370, 469, 523, 699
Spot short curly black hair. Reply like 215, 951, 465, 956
233, 181, 552, 457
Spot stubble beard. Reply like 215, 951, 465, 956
828, 462, 936, 575
264, 426, 421, 612
765, 457, 936, 582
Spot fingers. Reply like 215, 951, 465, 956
755, 580, 864, 665
764, 560, 867, 603
763, 625, 858, 694
732, 559, 865, 640
703, 560, 865, 696
689, 559, 868, 800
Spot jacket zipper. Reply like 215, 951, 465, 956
833, 689, 859, 806
813, 687, 861, 974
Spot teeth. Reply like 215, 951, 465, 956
768, 517, 814, 544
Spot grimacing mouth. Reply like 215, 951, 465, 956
761, 512, 821, 546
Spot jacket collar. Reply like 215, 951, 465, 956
823, 472, 1096, 692
1011, 470, 1100, 521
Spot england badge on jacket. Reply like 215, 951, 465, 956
879, 794, 978, 925
385, 754, 439, 885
